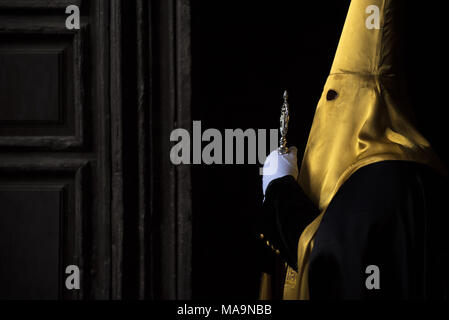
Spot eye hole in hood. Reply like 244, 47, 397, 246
326, 89, 338, 101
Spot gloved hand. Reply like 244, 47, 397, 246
257, 146, 319, 272
262, 146, 299, 196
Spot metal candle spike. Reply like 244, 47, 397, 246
278, 90, 290, 154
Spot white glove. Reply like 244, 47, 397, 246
262, 146, 299, 196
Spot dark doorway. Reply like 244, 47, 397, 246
190, 0, 350, 299
190, 0, 449, 299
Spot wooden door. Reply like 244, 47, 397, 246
0, 0, 113, 300
0, 0, 193, 300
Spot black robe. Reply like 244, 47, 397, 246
257, 160, 449, 299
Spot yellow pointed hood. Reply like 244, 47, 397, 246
282, 0, 445, 300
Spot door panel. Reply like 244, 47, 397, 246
0, 185, 62, 299
0, 14, 86, 149
0, 0, 104, 300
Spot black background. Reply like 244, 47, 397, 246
190, 0, 449, 299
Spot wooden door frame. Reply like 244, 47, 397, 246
109, 0, 193, 300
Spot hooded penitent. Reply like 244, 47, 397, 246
280, 0, 445, 299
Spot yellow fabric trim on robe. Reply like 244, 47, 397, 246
259, 273, 272, 300
274, 0, 446, 300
